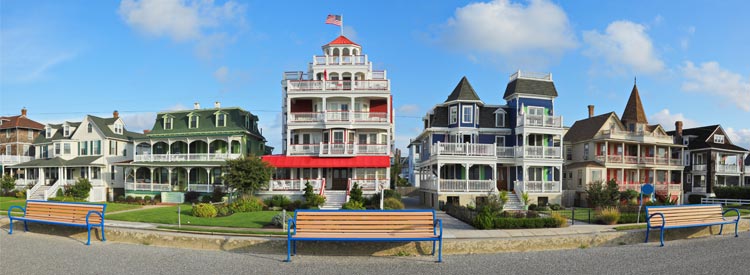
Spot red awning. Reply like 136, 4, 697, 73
261, 155, 390, 168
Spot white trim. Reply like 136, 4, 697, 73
461, 105, 473, 124
449, 106, 458, 124
495, 113, 505, 127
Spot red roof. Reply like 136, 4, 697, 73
0, 115, 44, 130
326, 35, 359, 46
261, 155, 389, 168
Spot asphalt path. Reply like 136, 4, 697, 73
1, 231, 749, 274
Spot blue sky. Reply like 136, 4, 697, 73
2, 0, 750, 152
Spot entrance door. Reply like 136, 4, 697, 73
332, 168, 349, 190
497, 167, 508, 191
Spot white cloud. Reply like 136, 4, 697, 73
435, 0, 577, 66
121, 112, 156, 132
725, 127, 750, 150
397, 104, 419, 114
649, 109, 699, 130
681, 61, 750, 111
0, 28, 77, 83
118, 0, 246, 59
213, 66, 229, 83
583, 20, 665, 74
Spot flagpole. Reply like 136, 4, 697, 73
340, 14, 344, 36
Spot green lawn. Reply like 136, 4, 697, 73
614, 224, 647, 231
540, 208, 594, 223
0, 197, 142, 213
108, 205, 278, 228
157, 225, 285, 235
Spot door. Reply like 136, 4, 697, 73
332, 130, 345, 154
497, 167, 508, 191
332, 168, 349, 190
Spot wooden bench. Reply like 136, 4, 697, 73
7, 200, 107, 245
645, 204, 740, 246
286, 209, 443, 262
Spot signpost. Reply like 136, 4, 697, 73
637, 183, 654, 224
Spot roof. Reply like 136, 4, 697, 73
667, 125, 749, 152
564, 161, 606, 169
445, 77, 482, 103
564, 112, 616, 143
12, 156, 103, 168
478, 106, 508, 128
326, 35, 359, 46
261, 155, 390, 168
146, 107, 264, 140
89, 115, 144, 141
0, 114, 44, 130
503, 78, 558, 99
621, 84, 648, 125
429, 106, 449, 127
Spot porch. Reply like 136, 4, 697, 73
417, 163, 496, 193
134, 137, 243, 163
123, 166, 224, 193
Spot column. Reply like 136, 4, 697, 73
149, 141, 154, 161
492, 164, 498, 192
620, 168, 624, 185
149, 168, 154, 191
436, 162, 441, 193
187, 139, 191, 160
653, 145, 657, 164
668, 146, 672, 165
206, 167, 212, 192
637, 144, 641, 164
350, 97, 355, 122
465, 164, 470, 192
322, 97, 327, 122
187, 168, 192, 192
621, 142, 625, 163
167, 168, 173, 190
604, 141, 608, 161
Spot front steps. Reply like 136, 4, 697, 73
320, 191, 348, 210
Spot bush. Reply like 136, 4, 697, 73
687, 194, 705, 204
269, 195, 292, 208
618, 212, 645, 224
302, 181, 315, 201
528, 203, 538, 211
216, 204, 233, 217
125, 196, 135, 203
116, 195, 125, 202
184, 191, 201, 203
15, 189, 26, 199
229, 196, 264, 212
285, 200, 303, 211
550, 213, 568, 228
56, 188, 64, 198
272, 212, 292, 229
513, 211, 526, 219
192, 203, 218, 218
714, 186, 750, 200
620, 190, 639, 204
492, 217, 559, 229
67, 178, 92, 200
473, 207, 495, 229
596, 207, 621, 225
305, 194, 326, 208
341, 200, 366, 210
526, 210, 540, 218
154, 194, 161, 203
144, 196, 152, 203
549, 204, 563, 211
445, 204, 477, 225
349, 183, 364, 203
586, 179, 620, 208
201, 195, 212, 203
211, 187, 226, 203
383, 197, 404, 210
135, 196, 144, 205
384, 189, 402, 200
1, 174, 16, 193
536, 206, 550, 211
499, 211, 512, 218
477, 194, 504, 214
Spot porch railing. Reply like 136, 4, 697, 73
288, 144, 321, 155
125, 182, 172, 191
351, 179, 388, 190
496, 147, 515, 158
432, 142, 496, 157
268, 179, 324, 192
420, 179, 494, 192
515, 181, 561, 193
517, 115, 563, 128
26, 180, 42, 200
693, 164, 707, 171
353, 112, 388, 122
0, 155, 34, 164
289, 112, 324, 122
134, 153, 242, 162
517, 146, 562, 159
188, 184, 223, 193
716, 164, 739, 173
287, 80, 389, 92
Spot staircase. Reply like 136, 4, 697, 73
28, 186, 50, 200
320, 190, 348, 210
504, 193, 525, 211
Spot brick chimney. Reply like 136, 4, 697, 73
587, 105, 595, 118
143, 129, 151, 134
194, 102, 200, 109
113, 110, 119, 118
21, 107, 27, 117
675, 121, 683, 138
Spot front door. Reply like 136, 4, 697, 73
497, 167, 508, 191
332, 168, 349, 190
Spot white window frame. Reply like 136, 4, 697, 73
528, 106, 545, 116
63, 125, 70, 137
216, 113, 226, 127
449, 106, 457, 124
495, 136, 505, 147
714, 134, 725, 144
46, 127, 52, 138
5, 129, 9, 138
87, 124, 93, 133
495, 113, 505, 127
189, 115, 199, 129
64, 143, 71, 155
462, 105, 473, 124
27, 129, 33, 140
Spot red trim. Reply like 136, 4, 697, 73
261, 155, 390, 168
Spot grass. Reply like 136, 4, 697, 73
157, 225, 286, 235
108, 204, 278, 228
0, 197, 142, 213
539, 208, 594, 223
614, 224, 647, 231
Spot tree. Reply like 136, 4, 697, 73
586, 179, 620, 208
1, 173, 16, 194
67, 178, 92, 200
222, 156, 273, 195
349, 182, 363, 203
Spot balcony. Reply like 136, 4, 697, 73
599, 129, 673, 143
289, 112, 324, 122
693, 164, 707, 171
0, 155, 33, 164
292, 111, 388, 124
134, 153, 242, 162
515, 181, 561, 193
288, 144, 321, 155
312, 55, 368, 65
431, 142, 496, 157
286, 80, 389, 92
496, 147, 516, 158
125, 182, 173, 192
420, 179, 495, 192
517, 115, 563, 128
716, 164, 740, 173
318, 143, 389, 156
266, 179, 324, 192
516, 146, 562, 159
595, 155, 682, 166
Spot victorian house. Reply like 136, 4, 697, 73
118, 102, 268, 200
12, 111, 142, 202
668, 124, 748, 197
1, 108, 44, 175
563, 83, 685, 206
261, 35, 394, 208
411, 72, 564, 209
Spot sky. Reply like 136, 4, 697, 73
2, 0, 750, 152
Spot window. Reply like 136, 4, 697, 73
591, 170, 602, 183
63, 125, 70, 137
245, 115, 250, 129
110, 140, 117, 155
46, 127, 52, 138
449, 106, 457, 124
114, 123, 123, 134
5, 129, 9, 138
63, 143, 71, 154
5, 145, 10, 155
87, 124, 93, 133
163, 117, 173, 130
217, 114, 226, 127
495, 136, 505, 147
92, 167, 101, 180
714, 134, 725, 144
462, 105, 473, 123
111, 166, 116, 181
55, 143, 60, 155
93, 140, 101, 155
528, 106, 545, 116
27, 130, 33, 140
189, 115, 199, 128
495, 113, 505, 127
80, 141, 88, 155
566, 146, 572, 160
583, 144, 589, 160
22, 145, 30, 156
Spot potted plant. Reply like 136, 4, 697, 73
521, 192, 530, 210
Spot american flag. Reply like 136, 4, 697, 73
325, 14, 342, 26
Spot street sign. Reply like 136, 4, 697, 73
641, 183, 654, 195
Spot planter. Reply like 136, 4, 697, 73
523, 205, 529, 211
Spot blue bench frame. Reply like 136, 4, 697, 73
645, 204, 740, 246
7, 200, 107, 245
285, 209, 443, 262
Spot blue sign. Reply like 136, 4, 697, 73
641, 184, 654, 195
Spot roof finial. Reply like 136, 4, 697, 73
634, 76, 637, 85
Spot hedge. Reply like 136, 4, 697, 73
713, 186, 750, 200
493, 217, 560, 229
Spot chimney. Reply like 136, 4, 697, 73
194, 102, 200, 109
214, 101, 221, 108
113, 110, 119, 118
587, 105, 595, 118
675, 121, 683, 137
21, 107, 27, 117
143, 129, 151, 134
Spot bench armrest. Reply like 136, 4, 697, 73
287, 218, 296, 237
7, 206, 26, 218
434, 219, 443, 237
647, 213, 665, 228
722, 208, 741, 222
85, 210, 104, 226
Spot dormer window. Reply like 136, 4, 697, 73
495, 113, 506, 127
462, 105, 473, 123
114, 123, 123, 134
245, 115, 250, 129
449, 106, 457, 124
216, 113, 226, 127
163, 117, 173, 130
63, 125, 70, 137
87, 124, 93, 133
189, 114, 199, 128
714, 134, 725, 144
45, 126, 52, 138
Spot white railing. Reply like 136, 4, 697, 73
44, 179, 64, 200
287, 80, 389, 92
134, 153, 242, 162
420, 179, 494, 192
607, 155, 622, 162
716, 164, 739, 173
26, 180, 42, 200
421, 178, 438, 191
319, 143, 355, 156
624, 156, 639, 164
356, 144, 389, 155
701, 198, 750, 205
670, 159, 683, 166
125, 182, 172, 191
432, 142, 496, 157
517, 115, 562, 128
516, 181, 561, 193
288, 144, 321, 155
640, 157, 654, 164
289, 112, 324, 122
352, 179, 388, 190
188, 184, 223, 193
268, 179, 324, 192
510, 71, 552, 81
312, 55, 368, 65
353, 112, 388, 122
693, 164, 707, 171
655, 157, 669, 165
0, 155, 33, 164
496, 147, 515, 158
518, 146, 561, 159
325, 111, 350, 122
599, 129, 673, 142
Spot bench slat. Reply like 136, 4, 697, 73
297, 212, 431, 216
297, 220, 433, 225
294, 233, 438, 239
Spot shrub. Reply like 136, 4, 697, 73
526, 210, 540, 218
477, 194, 504, 214
116, 195, 125, 202
229, 196, 264, 212
125, 196, 135, 203
714, 186, 750, 200
537, 206, 550, 211
528, 203, 538, 211
586, 179, 620, 208
513, 211, 526, 219
302, 181, 315, 201
383, 197, 404, 210
596, 207, 621, 225
499, 211, 512, 218
687, 194, 705, 204
499, 191, 509, 204
211, 187, 226, 203
192, 203, 218, 218
384, 189, 402, 200
15, 189, 26, 199
144, 195, 152, 202
341, 200, 366, 210
135, 196, 144, 205
56, 188, 64, 198
618, 212, 645, 224
269, 195, 292, 208
349, 183, 364, 203
201, 195, 212, 203
272, 212, 293, 229
492, 217, 559, 229
154, 194, 162, 203
184, 191, 201, 203
620, 190, 639, 204
305, 194, 326, 208
216, 204, 232, 217
67, 178, 92, 200
473, 207, 495, 229
285, 200, 303, 211
549, 204, 563, 211
550, 213, 568, 228
1, 174, 16, 193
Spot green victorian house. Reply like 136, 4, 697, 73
119, 102, 270, 198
